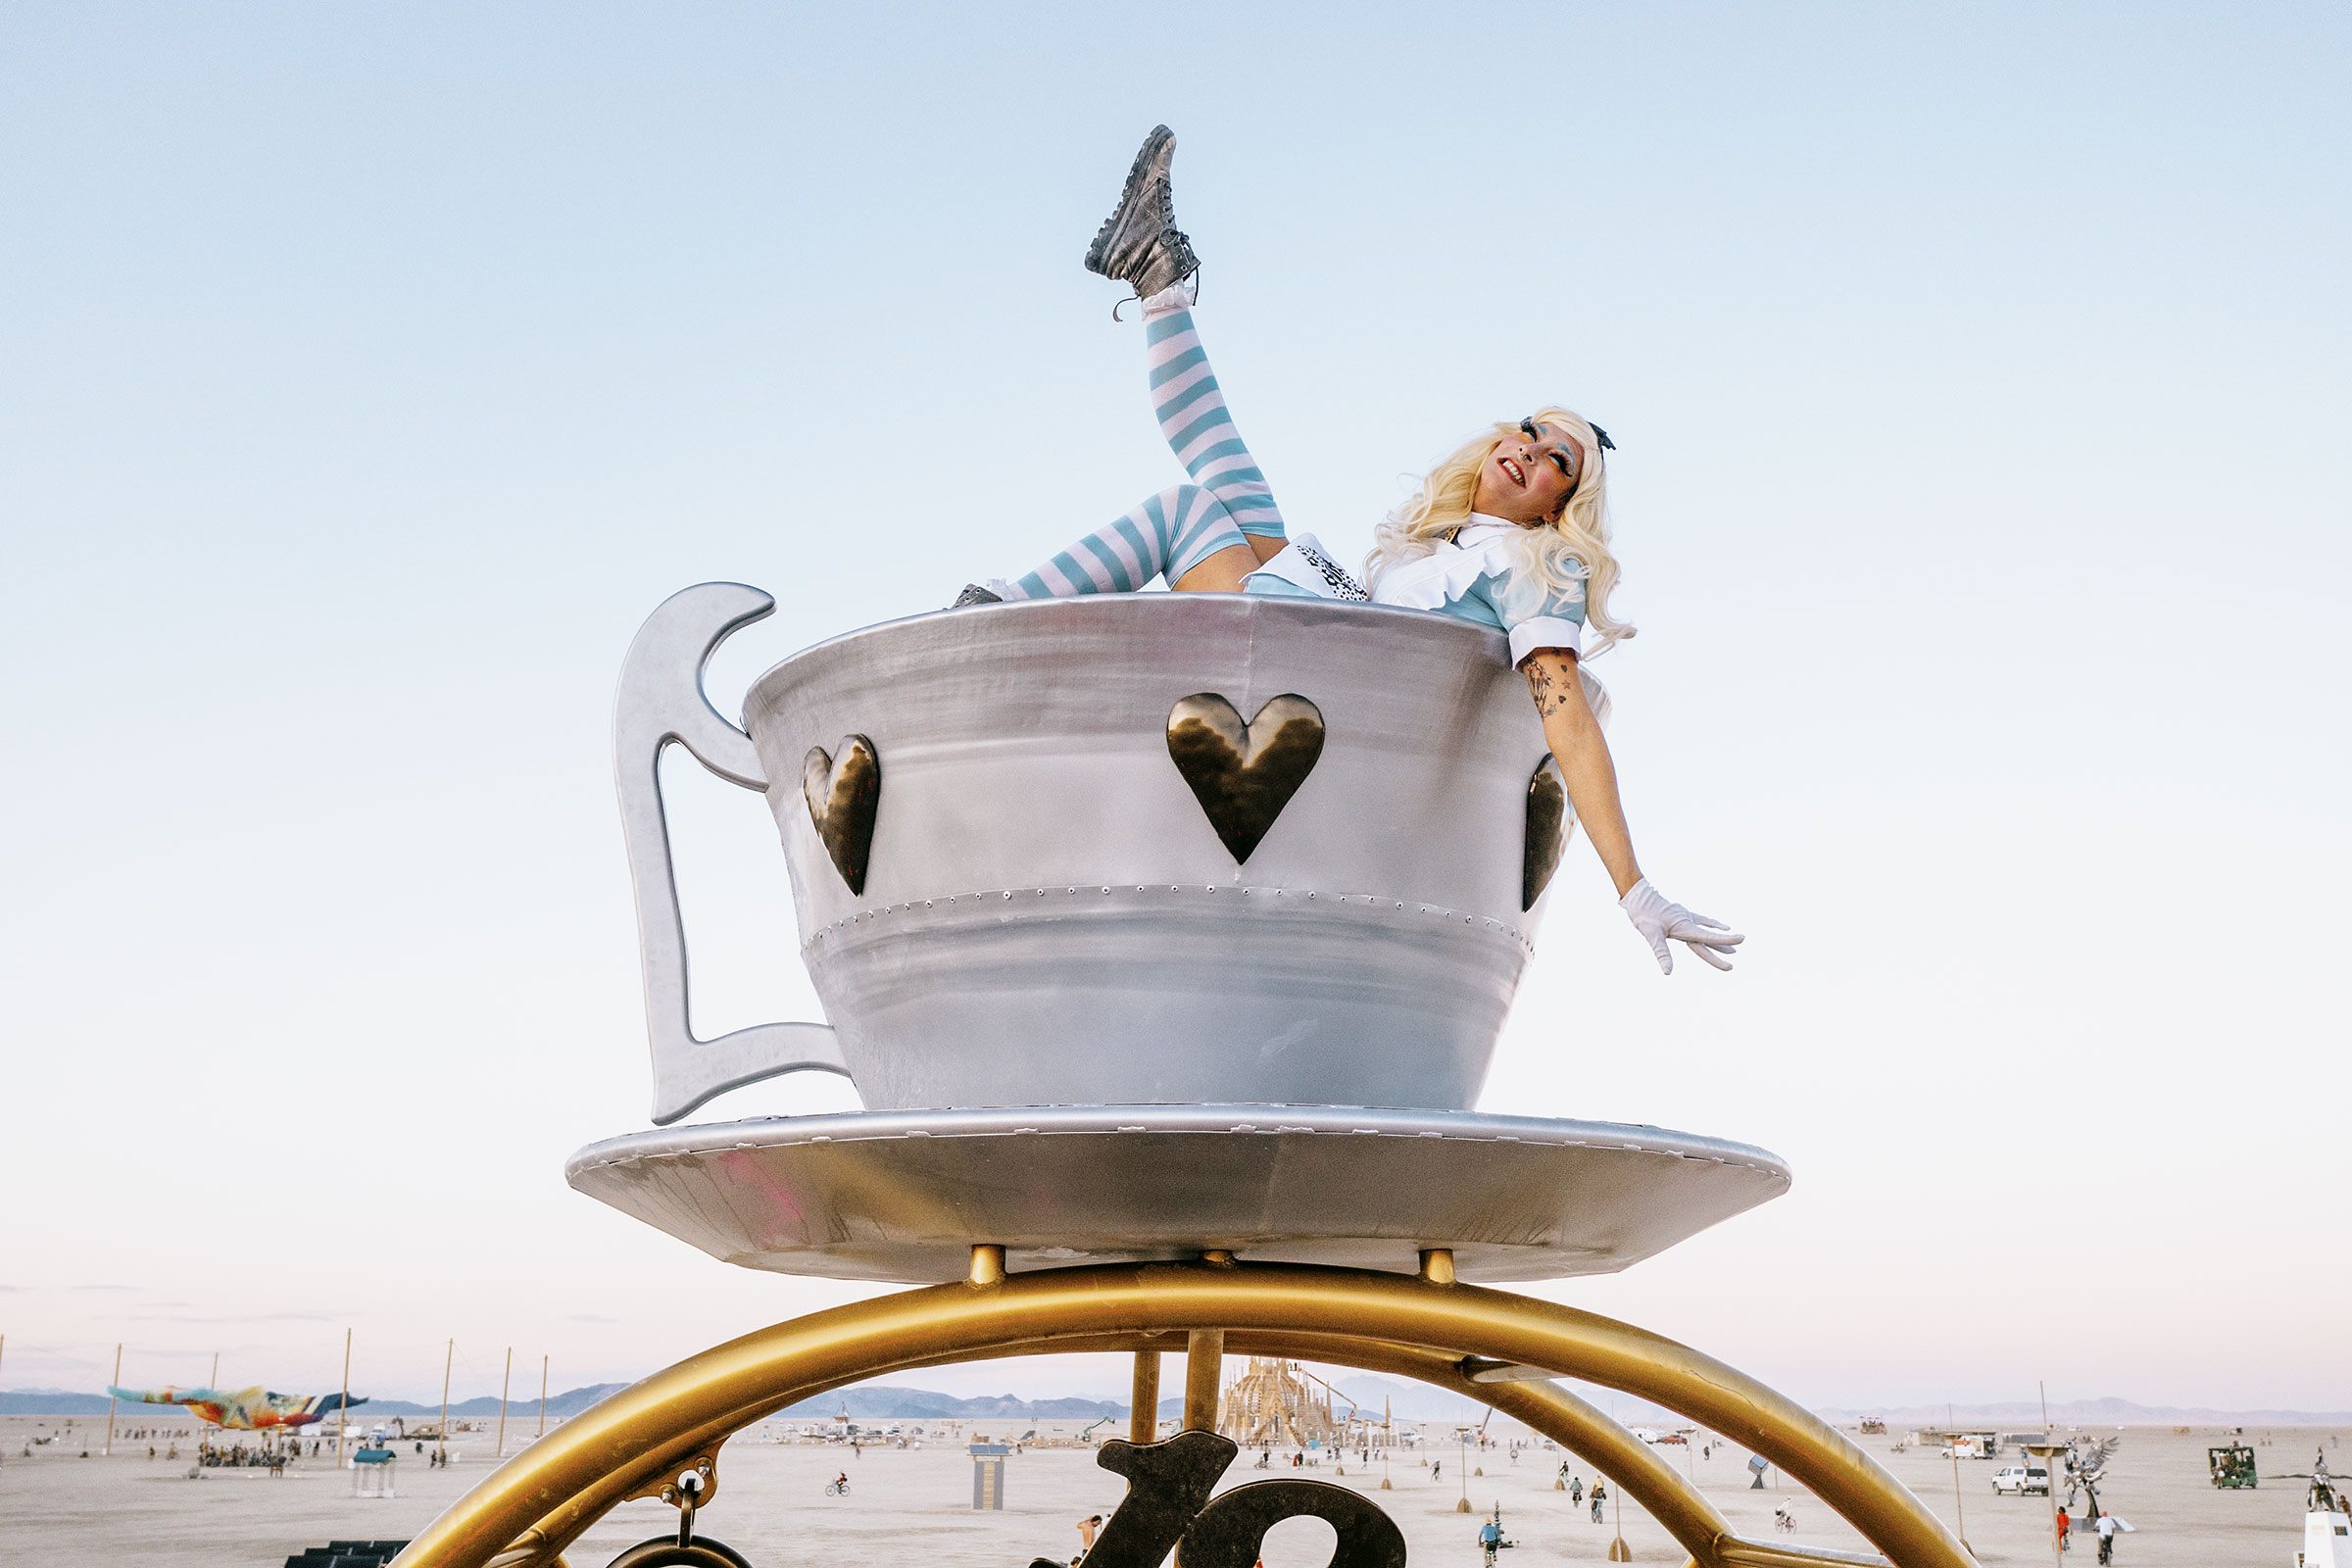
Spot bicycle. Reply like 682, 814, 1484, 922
825, 1479, 851, 1496
1481, 1507, 1513, 1567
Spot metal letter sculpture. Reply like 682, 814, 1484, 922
1029, 1432, 1230, 1568
1030, 1433, 1405, 1568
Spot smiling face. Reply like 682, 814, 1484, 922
1472, 417, 1585, 524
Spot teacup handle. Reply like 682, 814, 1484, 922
615, 582, 853, 1125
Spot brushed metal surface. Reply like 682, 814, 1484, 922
613, 583, 851, 1126
739, 594, 1561, 1112
564, 1106, 1791, 1285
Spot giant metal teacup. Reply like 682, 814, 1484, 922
619, 586, 1578, 1121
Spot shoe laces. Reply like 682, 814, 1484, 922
1111, 231, 1200, 321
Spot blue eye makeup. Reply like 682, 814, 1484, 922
1519, 418, 1575, 480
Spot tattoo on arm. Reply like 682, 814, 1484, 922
1523, 656, 1578, 718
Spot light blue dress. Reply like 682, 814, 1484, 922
1245, 515, 1589, 666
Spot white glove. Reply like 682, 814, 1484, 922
1619, 879, 1743, 974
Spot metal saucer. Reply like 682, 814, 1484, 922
565, 1105, 1789, 1285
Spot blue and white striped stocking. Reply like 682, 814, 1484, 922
1004, 482, 1248, 599
1000, 287, 1286, 600
1143, 289, 1286, 540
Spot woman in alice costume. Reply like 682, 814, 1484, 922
956, 127, 1740, 975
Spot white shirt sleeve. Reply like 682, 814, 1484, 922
1507, 615, 1585, 665
1496, 557, 1589, 664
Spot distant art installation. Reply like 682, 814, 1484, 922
107, 1385, 366, 1432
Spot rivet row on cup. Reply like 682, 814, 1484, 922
803, 884, 1535, 955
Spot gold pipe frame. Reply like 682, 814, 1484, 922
1128, 1349, 1160, 1446
1183, 1328, 1224, 1432
388, 1262, 1962, 1568
466, 1325, 1872, 1568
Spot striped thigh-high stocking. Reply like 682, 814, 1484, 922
1002, 483, 1247, 600
996, 288, 1285, 600
1143, 288, 1286, 541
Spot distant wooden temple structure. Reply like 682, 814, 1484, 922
1218, 1356, 1348, 1448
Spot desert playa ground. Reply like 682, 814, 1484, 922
2, 1414, 2339, 1566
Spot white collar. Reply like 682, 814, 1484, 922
1449, 514, 1522, 548
1374, 515, 1531, 612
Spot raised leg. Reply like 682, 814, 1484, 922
978, 292, 1285, 603
1142, 286, 1286, 548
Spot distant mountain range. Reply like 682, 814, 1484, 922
770, 1386, 1128, 1421
2, 1388, 164, 1418
1815, 1397, 2352, 1428
1, 1379, 1425, 1423
333, 1384, 635, 1420
0, 1384, 636, 1420
12, 1382, 2346, 1427
4, 1383, 1133, 1423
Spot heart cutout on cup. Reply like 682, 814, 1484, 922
1166, 693, 1325, 863
802, 734, 881, 895
1522, 754, 1574, 911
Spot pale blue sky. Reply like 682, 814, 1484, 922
3, 4, 2347, 1411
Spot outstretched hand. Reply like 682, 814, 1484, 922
1618, 879, 1743, 973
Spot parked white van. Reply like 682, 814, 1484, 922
1992, 1464, 2051, 1495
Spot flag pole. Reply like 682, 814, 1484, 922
104, 1344, 122, 1456
2041, 1380, 2060, 1567
537, 1354, 549, 1440
337, 1329, 352, 1463
437, 1339, 453, 1463
1946, 1400, 1972, 1553
495, 1348, 512, 1458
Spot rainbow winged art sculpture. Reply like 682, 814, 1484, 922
106, 1383, 366, 1431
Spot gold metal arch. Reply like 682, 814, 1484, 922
389, 1261, 1967, 1568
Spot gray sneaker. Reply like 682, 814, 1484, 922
950, 583, 1004, 608
1084, 124, 1200, 301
